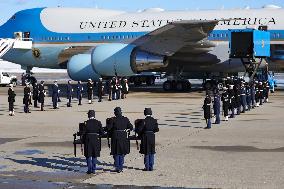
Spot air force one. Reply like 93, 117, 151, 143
0, 6, 284, 90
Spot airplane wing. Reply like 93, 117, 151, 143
133, 20, 218, 56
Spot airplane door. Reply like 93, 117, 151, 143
23, 32, 30, 41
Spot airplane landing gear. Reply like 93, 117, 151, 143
163, 79, 191, 92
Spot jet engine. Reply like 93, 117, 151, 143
67, 54, 100, 81
91, 43, 168, 76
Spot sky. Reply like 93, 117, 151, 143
0, 0, 283, 24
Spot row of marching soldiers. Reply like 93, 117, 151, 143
78, 107, 159, 174
7, 76, 129, 116
203, 77, 270, 129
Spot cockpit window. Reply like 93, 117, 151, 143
10, 15, 16, 20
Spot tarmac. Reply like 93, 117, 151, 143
0, 79, 283, 189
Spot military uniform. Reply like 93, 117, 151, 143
221, 88, 229, 121
234, 84, 241, 115
250, 83, 256, 108
38, 81, 45, 111
240, 84, 247, 113
97, 79, 104, 102
246, 83, 252, 111
213, 90, 221, 124
136, 108, 159, 171
82, 110, 103, 174
8, 85, 16, 116
258, 82, 264, 105
263, 82, 270, 102
228, 86, 236, 118
203, 93, 212, 129
67, 81, 73, 107
32, 83, 39, 108
106, 107, 133, 172
87, 80, 94, 104
23, 85, 31, 113
77, 81, 83, 105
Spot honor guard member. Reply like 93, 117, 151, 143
106, 107, 133, 173
87, 79, 94, 104
221, 87, 229, 121
117, 78, 122, 99
240, 82, 247, 113
32, 82, 39, 108
258, 81, 264, 105
245, 82, 252, 111
97, 78, 104, 102
255, 81, 260, 107
8, 84, 16, 116
263, 81, 270, 102
228, 85, 236, 118
250, 82, 256, 109
52, 80, 60, 109
77, 81, 83, 105
23, 83, 31, 113
67, 80, 73, 107
38, 81, 46, 111
136, 108, 159, 171
234, 84, 241, 115
213, 88, 221, 124
82, 110, 103, 174
203, 91, 212, 129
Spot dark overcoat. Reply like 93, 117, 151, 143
38, 84, 45, 103
137, 116, 159, 155
221, 91, 229, 116
82, 119, 103, 158
52, 84, 59, 103
32, 84, 39, 100
67, 84, 73, 99
8, 88, 16, 102
23, 87, 30, 104
107, 116, 133, 155
203, 96, 211, 119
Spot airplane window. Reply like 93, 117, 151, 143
217, 34, 220, 38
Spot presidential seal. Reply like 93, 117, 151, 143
32, 48, 41, 58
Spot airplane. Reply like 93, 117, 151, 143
0, 6, 284, 91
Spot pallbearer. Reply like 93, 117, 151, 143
8, 84, 16, 116
77, 81, 83, 105
23, 83, 31, 113
245, 82, 251, 111
203, 91, 212, 129
97, 78, 104, 102
82, 110, 103, 174
87, 79, 93, 104
38, 81, 46, 111
240, 82, 247, 113
221, 87, 229, 121
67, 80, 73, 107
33, 82, 39, 108
213, 88, 221, 124
250, 82, 256, 108
136, 108, 159, 171
258, 81, 264, 105
106, 107, 133, 173
228, 85, 236, 118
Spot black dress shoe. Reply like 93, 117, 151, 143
86, 171, 92, 174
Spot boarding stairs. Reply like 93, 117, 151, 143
0, 38, 33, 59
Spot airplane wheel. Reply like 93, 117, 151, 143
176, 81, 184, 91
163, 81, 172, 91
